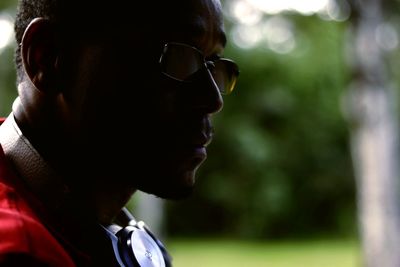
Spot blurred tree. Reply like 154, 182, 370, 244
346, 0, 400, 266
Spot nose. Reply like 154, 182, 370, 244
190, 67, 224, 115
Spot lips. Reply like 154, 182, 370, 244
163, 115, 214, 162
191, 131, 213, 147
159, 117, 214, 176
184, 130, 212, 167
184, 117, 214, 147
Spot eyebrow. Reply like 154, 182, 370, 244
187, 21, 227, 48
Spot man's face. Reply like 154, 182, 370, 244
62, 0, 226, 199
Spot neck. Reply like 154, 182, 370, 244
92, 184, 136, 225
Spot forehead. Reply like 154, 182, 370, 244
90, 0, 226, 60
160, 0, 226, 55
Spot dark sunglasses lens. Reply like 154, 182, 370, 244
213, 60, 239, 95
161, 44, 203, 80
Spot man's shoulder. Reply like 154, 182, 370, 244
0, 180, 76, 266
0, 181, 46, 253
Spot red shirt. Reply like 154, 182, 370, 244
0, 116, 76, 266
0, 117, 122, 267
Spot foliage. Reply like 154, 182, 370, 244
0, 0, 17, 116
0, 0, 16, 11
0, 46, 17, 116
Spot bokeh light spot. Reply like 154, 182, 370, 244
0, 15, 14, 53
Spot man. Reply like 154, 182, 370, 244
0, 0, 239, 266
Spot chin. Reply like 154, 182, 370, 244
150, 185, 194, 200
139, 182, 195, 200
137, 169, 198, 200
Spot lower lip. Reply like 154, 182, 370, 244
189, 146, 207, 170
191, 146, 207, 160
182, 145, 207, 163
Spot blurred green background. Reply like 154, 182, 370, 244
0, 0, 371, 266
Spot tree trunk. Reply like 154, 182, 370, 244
347, 0, 400, 266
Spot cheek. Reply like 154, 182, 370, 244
77, 62, 188, 154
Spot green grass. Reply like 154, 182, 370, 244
166, 238, 361, 267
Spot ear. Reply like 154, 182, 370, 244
21, 18, 59, 94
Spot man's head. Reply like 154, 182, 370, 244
13, 0, 238, 199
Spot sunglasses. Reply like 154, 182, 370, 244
159, 42, 239, 95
